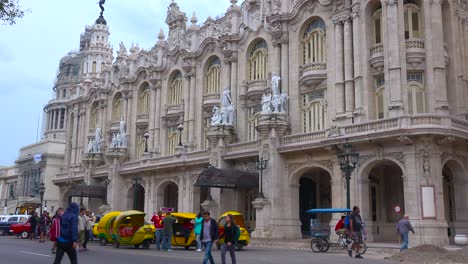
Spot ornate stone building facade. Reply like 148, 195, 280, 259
49, 0, 468, 246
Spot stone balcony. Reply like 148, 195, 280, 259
202, 93, 220, 112
369, 43, 384, 72
299, 62, 327, 86
405, 38, 425, 67
245, 79, 268, 101
136, 113, 149, 125
164, 103, 184, 122
223, 140, 260, 160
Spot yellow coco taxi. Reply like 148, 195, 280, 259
170, 212, 197, 250
217, 211, 250, 251
111, 210, 154, 249
95, 211, 121, 246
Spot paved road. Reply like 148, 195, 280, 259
0, 236, 392, 264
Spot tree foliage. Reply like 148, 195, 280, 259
0, 0, 27, 25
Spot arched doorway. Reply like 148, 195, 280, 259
443, 160, 468, 242
157, 181, 179, 212
127, 185, 145, 211
298, 168, 332, 236
365, 160, 404, 242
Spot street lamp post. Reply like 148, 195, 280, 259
38, 182, 46, 215
255, 157, 269, 199
144, 132, 150, 153
132, 176, 142, 210
177, 124, 184, 147
337, 140, 359, 209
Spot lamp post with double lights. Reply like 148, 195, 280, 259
255, 157, 269, 199
144, 132, 150, 153
38, 182, 46, 214
132, 176, 142, 210
337, 140, 360, 209
177, 124, 184, 147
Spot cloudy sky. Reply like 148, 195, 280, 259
0, 0, 228, 165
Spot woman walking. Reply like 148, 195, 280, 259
220, 214, 239, 264
194, 213, 203, 252
39, 211, 51, 242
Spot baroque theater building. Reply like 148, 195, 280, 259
47, 0, 468, 245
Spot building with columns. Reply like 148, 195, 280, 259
48, 0, 468, 246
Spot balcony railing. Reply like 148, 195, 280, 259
369, 43, 384, 56
299, 62, 327, 75
405, 38, 425, 49
225, 141, 260, 154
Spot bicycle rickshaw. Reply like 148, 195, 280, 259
95, 211, 121, 246
306, 208, 367, 255
170, 212, 197, 250
111, 210, 154, 249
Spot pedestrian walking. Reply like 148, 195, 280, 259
82, 210, 93, 250
161, 212, 176, 252
39, 211, 51, 242
53, 202, 79, 264
51, 208, 65, 254
28, 212, 39, 240
151, 211, 164, 251
200, 211, 219, 264
194, 212, 203, 252
347, 206, 364, 259
220, 214, 239, 264
396, 215, 415, 251
77, 208, 87, 251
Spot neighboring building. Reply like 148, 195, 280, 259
0, 166, 19, 214
50, 0, 468, 246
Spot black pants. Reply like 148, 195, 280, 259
53, 241, 77, 264
82, 229, 90, 248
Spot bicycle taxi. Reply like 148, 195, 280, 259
111, 210, 155, 249
95, 211, 121, 246
170, 212, 197, 250
306, 208, 367, 255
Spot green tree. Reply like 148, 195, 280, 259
0, 0, 27, 25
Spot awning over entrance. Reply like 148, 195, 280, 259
194, 168, 258, 189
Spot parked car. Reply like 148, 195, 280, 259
0, 215, 29, 236
10, 222, 31, 239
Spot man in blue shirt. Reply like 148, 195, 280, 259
53, 202, 79, 264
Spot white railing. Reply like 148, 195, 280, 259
203, 93, 220, 101
281, 131, 327, 145
344, 117, 399, 135
405, 38, 425, 49
410, 115, 442, 126
369, 43, 384, 56
300, 62, 327, 75
137, 113, 149, 120
245, 79, 267, 88
167, 104, 183, 112
225, 141, 259, 153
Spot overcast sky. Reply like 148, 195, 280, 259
0, 0, 229, 165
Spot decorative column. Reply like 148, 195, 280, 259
272, 41, 281, 77
280, 33, 289, 95
344, 18, 355, 113
334, 21, 345, 116
352, 3, 363, 118
188, 73, 197, 145
230, 55, 238, 124
383, 0, 404, 116
154, 81, 162, 154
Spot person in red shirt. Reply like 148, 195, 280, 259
151, 211, 164, 250
335, 215, 346, 236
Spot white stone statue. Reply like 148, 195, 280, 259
116, 133, 122, 147
221, 88, 232, 108
110, 133, 118, 148
94, 128, 102, 153
211, 106, 222, 125
118, 42, 127, 57
119, 119, 126, 134
216, 88, 234, 125
272, 93, 282, 113
120, 132, 128, 148
87, 139, 94, 153
271, 75, 281, 96
280, 92, 289, 112
261, 93, 272, 113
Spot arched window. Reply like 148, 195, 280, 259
248, 40, 268, 81
112, 93, 124, 122
169, 71, 183, 105
407, 72, 425, 114
138, 83, 150, 114
101, 62, 105, 73
302, 92, 326, 132
302, 19, 326, 65
247, 106, 261, 141
92, 61, 97, 73
89, 102, 98, 129
375, 76, 385, 119
204, 57, 221, 95
167, 127, 180, 155
404, 1, 422, 39
373, 8, 383, 44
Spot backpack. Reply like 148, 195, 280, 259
344, 215, 351, 229
49, 217, 61, 241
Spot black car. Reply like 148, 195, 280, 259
0, 215, 29, 236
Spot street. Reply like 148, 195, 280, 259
0, 236, 392, 264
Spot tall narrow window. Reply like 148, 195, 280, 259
135, 130, 147, 160
247, 106, 261, 141
302, 19, 326, 65
169, 71, 183, 105
89, 102, 98, 129
375, 76, 385, 119
404, 2, 422, 39
101, 62, 106, 73
373, 8, 383, 44
204, 57, 221, 95
112, 93, 124, 122
248, 40, 268, 81
302, 92, 326, 133
92, 61, 97, 73
407, 72, 425, 114
138, 83, 150, 115
59, 109, 65, 129
167, 127, 180, 155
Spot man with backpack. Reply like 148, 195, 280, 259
347, 206, 364, 259
53, 202, 79, 264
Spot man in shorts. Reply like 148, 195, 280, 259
348, 206, 364, 259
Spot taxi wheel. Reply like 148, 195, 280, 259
142, 239, 151, 249
184, 246, 190, 250
134, 244, 140, 249
113, 240, 120, 248
99, 237, 107, 246
20, 231, 29, 239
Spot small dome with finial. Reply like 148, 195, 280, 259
95, 15, 107, 25
158, 28, 165, 41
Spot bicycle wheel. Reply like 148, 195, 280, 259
319, 238, 330, 253
357, 242, 367, 255
310, 238, 323, 253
